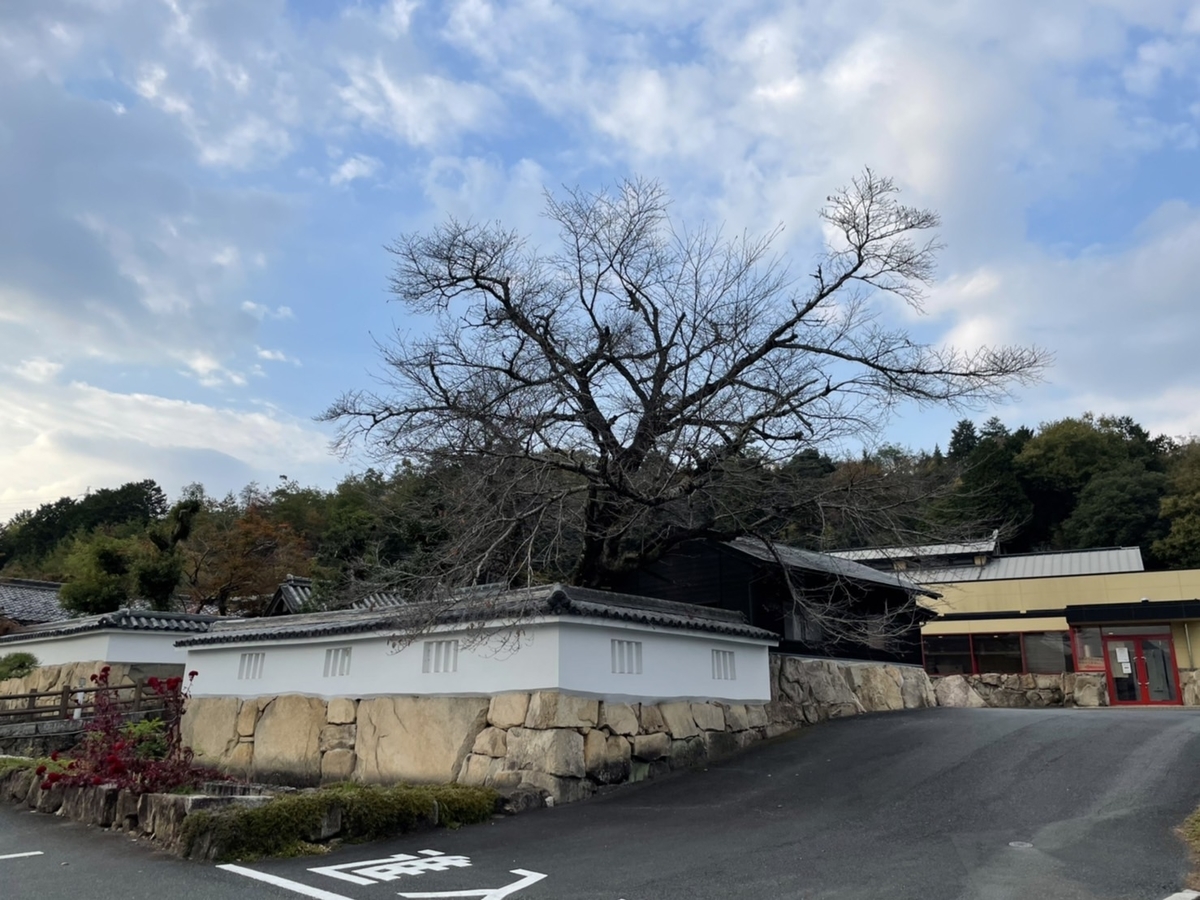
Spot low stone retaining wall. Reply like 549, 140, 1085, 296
0, 763, 271, 855
933, 672, 1111, 708
0, 661, 183, 705
184, 658, 940, 805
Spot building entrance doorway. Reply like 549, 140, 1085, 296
1102, 634, 1181, 705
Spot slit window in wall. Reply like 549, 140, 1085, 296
611, 639, 643, 675
422, 640, 459, 674
323, 646, 352, 678
238, 652, 264, 681
712, 649, 736, 680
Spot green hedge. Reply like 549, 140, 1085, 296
182, 783, 499, 861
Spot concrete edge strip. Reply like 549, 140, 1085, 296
1161, 891, 1200, 900
0, 851, 44, 861
217, 863, 355, 900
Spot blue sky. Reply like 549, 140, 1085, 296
3, 0, 1200, 518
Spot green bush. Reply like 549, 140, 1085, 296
182, 783, 499, 861
0, 652, 38, 681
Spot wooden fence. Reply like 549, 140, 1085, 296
0, 681, 165, 725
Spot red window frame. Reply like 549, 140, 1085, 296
923, 631, 1074, 676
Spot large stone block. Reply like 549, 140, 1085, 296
702, 730, 740, 760
327, 698, 358, 725
691, 702, 725, 732
631, 732, 670, 760
472, 727, 508, 758
236, 701, 259, 738
355, 696, 489, 784
720, 703, 749, 732
1072, 674, 1108, 708
505, 727, 585, 778
182, 696, 242, 766
524, 692, 599, 729
488, 693, 530, 729
659, 701, 700, 739
321, 748, 357, 783
585, 731, 631, 784
843, 665, 905, 712
253, 695, 326, 784
900, 669, 937, 709
779, 657, 864, 718
458, 753, 504, 787
1182, 670, 1200, 707
668, 737, 707, 769
745, 704, 769, 728
599, 702, 639, 736
319, 723, 357, 753
638, 703, 666, 733
933, 675, 987, 708
519, 771, 595, 805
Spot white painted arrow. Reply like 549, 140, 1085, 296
397, 869, 546, 899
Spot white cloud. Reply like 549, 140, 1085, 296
11, 358, 63, 383
241, 301, 294, 320
330, 153, 381, 186
338, 57, 498, 146
255, 346, 299, 365
0, 378, 341, 516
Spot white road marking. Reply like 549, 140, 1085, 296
397, 869, 547, 899
1160, 892, 1200, 900
217, 864, 356, 900
0, 851, 44, 861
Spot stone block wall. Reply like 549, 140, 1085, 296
932, 672, 1111, 708
0, 661, 184, 707
183, 657, 940, 805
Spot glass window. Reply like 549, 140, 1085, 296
1022, 632, 1074, 674
973, 634, 1023, 673
923, 635, 973, 676
1073, 628, 1106, 671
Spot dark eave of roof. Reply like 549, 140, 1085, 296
0, 608, 219, 646
177, 584, 778, 648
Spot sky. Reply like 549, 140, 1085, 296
2, 0, 1200, 520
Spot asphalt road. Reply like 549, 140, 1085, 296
4, 707, 1200, 900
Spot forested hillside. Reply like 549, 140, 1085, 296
2, 412, 1197, 616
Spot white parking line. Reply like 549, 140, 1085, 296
0, 851, 44, 861
217, 864, 356, 900
1161, 891, 1200, 900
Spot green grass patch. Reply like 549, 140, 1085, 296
182, 783, 499, 862
1180, 806, 1200, 890
0, 756, 68, 778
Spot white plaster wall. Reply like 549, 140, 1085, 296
556, 621, 772, 702
185, 617, 774, 702
0, 631, 186, 667
186, 625, 562, 700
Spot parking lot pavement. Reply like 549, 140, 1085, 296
6, 707, 1200, 900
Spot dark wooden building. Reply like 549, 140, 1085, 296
611, 537, 939, 665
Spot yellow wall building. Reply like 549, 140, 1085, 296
831, 539, 1200, 706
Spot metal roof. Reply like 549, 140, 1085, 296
177, 584, 778, 648
0, 608, 219, 646
0, 579, 72, 625
724, 538, 941, 598
827, 530, 1000, 563
908, 547, 1145, 584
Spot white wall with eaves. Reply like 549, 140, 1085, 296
183, 616, 773, 703
0, 630, 188, 667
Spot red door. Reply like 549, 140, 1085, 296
1103, 635, 1182, 705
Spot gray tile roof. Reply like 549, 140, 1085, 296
909, 547, 1145, 584
0, 579, 71, 625
725, 538, 941, 598
0, 608, 219, 646
177, 584, 779, 647
267, 575, 405, 615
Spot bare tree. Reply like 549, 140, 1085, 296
324, 170, 1047, 635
